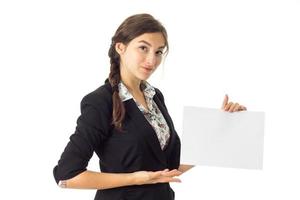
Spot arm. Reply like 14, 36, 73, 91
59, 170, 134, 189
59, 169, 182, 189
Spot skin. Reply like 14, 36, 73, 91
63, 32, 247, 189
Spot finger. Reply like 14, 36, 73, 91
221, 94, 229, 109
229, 103, 238, 112
150, 169, 171, 180
238, 105, 247, 111
164, 169, 179, 173
149, 170, 182, 184
242, 106, 247, 111
155, 177, 182, 183
224, 102, 233, 111
162, 169, 182, 177
233, 103, 240, 112
163, 177, 182, 183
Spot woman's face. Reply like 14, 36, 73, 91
116, 32, 166, 82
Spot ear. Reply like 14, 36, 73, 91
115, 42, 126, 55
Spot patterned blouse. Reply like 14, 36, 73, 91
118, 81, 170, 150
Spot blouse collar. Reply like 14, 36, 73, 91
118, 81, 156, 102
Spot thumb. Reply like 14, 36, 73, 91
221, 94, 229, 109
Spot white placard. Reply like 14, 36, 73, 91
181, 106, 265, 169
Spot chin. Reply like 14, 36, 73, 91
138, 74, 152, 81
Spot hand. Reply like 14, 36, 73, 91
132, 169, 182, 185
221, 94, 247, 112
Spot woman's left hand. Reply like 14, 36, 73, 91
221, 94, 247, 112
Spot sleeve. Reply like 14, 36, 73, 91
53, 94, 111, 184
170, 133, 181, 169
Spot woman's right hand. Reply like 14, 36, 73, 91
132, 169, 182, 185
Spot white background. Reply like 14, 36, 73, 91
1, 0, 299, 199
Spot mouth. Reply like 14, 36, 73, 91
141, 67, 153, 73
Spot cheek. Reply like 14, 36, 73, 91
125, 51, 143, 66
133, 52, 145, 64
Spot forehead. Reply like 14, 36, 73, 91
130, 32, 166, 48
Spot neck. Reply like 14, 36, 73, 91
120, 66, 142, 94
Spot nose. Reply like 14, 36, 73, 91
145, 53, 156, 67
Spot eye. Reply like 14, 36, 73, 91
156, 50, 164, 56
139, 46, 148, 52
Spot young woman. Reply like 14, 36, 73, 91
53, 13, 246, 200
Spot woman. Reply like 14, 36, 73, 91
53, 13, 246, 200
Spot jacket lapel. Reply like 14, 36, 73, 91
152, 94, 177, 154
124, 99, 167, 165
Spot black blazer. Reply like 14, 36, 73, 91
53, 82, 181, 200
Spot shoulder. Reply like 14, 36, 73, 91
154, 87, 165, 102
80, 82, 113, 111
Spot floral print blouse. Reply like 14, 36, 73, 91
118, 81, 170, 150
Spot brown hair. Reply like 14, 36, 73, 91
107, 13, 169, 130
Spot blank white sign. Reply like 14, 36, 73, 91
181, 106, 265, 170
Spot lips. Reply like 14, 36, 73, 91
141, 67, 153, 72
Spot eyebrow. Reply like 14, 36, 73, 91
138, 40, 166, 49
